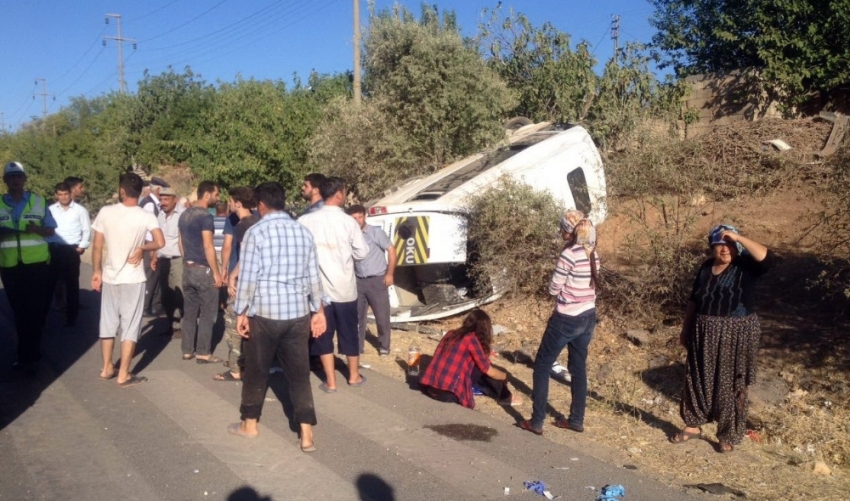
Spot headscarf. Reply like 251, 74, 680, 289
559, 209, 600, 289
708, 224, 744, 255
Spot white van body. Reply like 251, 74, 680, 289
365, 122, 607, 322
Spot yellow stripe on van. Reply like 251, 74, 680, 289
393, 216, 430, 266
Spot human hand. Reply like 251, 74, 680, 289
310, 311, 327, 338
150, 257, 158, 271
213, 272, 224, 288
237, 314, 250, 338
383, 274, 394, 287
76, 247, 85, 255
127, 247, 143, 266
719, 230, 740, 243
91, 272, 102, 292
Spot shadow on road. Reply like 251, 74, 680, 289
356, 473, 396, 501
227, 486, 272, 501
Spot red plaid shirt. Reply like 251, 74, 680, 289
419, 331, 491, 409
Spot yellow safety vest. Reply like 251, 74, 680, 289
0, 193, 50, 267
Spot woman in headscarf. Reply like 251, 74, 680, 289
517, 209, 600, 435
670, 225, 773, 452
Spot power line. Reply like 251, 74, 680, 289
139, 0, 230, 43
51, 27, 108, 85
56, 48, 106, 98
126, 0, 182, 23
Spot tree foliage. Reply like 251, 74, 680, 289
649, 0, 850, 106
311, 3, 516, 201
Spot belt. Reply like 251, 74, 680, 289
359, 274, 385, 279
184, 260, 209, 268
159, 255, 181, 260
49, 242, 79, 247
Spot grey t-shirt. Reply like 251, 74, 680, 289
354, 224, 393, 278
178, 207, 215, 266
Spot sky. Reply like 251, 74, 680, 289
0, 1, 658, 132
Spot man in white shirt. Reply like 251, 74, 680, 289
46, 182, 91, 327
298, 177, 369, 391
150, 187, 184, 337
91, 172, 163, 387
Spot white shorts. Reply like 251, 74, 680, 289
99, 282, 145, 343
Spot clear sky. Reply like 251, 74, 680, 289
0, 0, 657, 131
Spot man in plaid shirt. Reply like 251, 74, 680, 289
227, 182, 326, 453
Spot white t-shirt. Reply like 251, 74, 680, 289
92, 203, 160, 285
298, 205, 369, 303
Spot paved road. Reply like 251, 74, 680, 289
0, 264, 704, 501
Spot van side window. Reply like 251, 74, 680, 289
567, 167, 591, 215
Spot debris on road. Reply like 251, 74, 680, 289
596, 484, 625, 500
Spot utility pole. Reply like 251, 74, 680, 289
103, 13, 137, 93
610, 15, 620, 59
34, 78, 54, 119
353, 0, 362, 106
0, 112, 5, 132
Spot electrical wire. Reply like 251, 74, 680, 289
51, 27, 108, 85
126, 0, 182, 23
56, 48, 106, 98
139, 0, 231, 43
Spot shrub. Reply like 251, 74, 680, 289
464, 177, 563, 298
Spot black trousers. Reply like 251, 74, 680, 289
48, 244, 81, 324
143, 252, 160, 314
0, 262, 51, 365
240, 314, 317, 425
421, 366, 512, 404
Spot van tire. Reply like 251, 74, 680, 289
504, 116, 532, 132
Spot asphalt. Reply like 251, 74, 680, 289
0, 263, 708, 501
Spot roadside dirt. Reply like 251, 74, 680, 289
360, 185, 849, 501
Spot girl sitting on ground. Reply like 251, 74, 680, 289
419, 309, 522, 409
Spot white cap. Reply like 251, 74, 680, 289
3, 162, 25, 176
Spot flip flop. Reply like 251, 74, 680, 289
214, 371, 241, 382
317, 382, 337, 393
669, 428, 702, 444
515, 420, 543, 436
348, 375, 367, 387
196, 356, 224, 365
182, 354, 194, 361
552, 416, 584, 433
301, 443, 317, 453
117, 375, 148, 388
99, 372, 116, 381
227, 422, 258, 439
718, 442, 735, 453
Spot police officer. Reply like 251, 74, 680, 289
0, 161, 56, 376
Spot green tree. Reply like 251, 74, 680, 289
478, 7, 597, 123
649, 0, 850, 106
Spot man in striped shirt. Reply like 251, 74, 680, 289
228, 182, 326, 452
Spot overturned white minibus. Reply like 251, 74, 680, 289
365, 122, 607, 322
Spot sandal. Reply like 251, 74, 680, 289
718, 442, 735, 453
196, 355, 224, 364
227, 422, 258, 439
515, 420, 543, 436
117, 375, 148, 388
301, 443, 317, 453
552, 416, 584, 433
669, 428, 702, 444
182, 354, 194, 361
213, 371, 241, 382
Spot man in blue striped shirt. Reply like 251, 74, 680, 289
228, 182, 326, 453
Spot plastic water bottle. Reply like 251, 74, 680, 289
407, 343, 421, 376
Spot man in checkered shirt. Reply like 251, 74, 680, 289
227, 182, 326, 453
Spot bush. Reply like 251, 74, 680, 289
810, 144, 850, 303
464, 177, 563, 298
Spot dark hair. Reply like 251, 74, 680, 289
303, 173, 326, 189
215, 201, 228, 216
254, 182, 286, 211
441, 309, 493, 355
54, 182, 71, 193
346, 204, 366, 216
320, 176, 345, 201
196, 180, 218, 200
63, 176, 83, 190
228, 186, 256, 209
119, 172, 144, 199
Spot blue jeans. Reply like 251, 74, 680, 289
531, 309, 596, 429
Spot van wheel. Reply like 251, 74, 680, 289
504, 116, 532, 132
